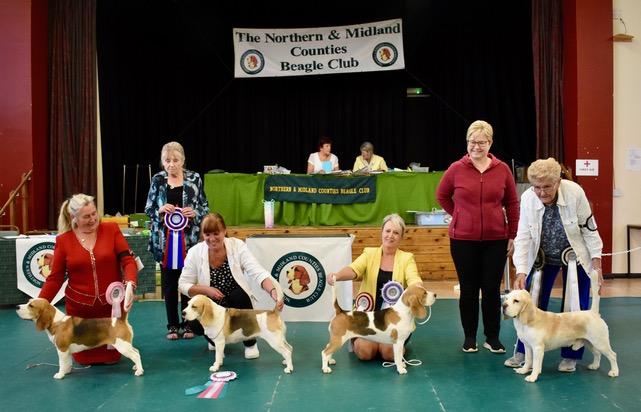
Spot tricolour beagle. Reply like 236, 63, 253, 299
16, 298, 144, 379
502, 289, 618, 382
182, 294, 293, 374
321, 284, 436, 375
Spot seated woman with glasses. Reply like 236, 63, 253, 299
504, 157, 604, 372
352, 141, 388, 172
436, 120, 519, 355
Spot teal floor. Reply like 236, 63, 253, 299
1, 298, 639, 411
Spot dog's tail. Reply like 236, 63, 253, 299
272, 280, 285, 312
331, 283, 346, 315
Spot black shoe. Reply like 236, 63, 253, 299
462, 337, 478, 353
483, 338, 506, 354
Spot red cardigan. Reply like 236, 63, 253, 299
436, 154, 519, 241
39, 222, 137, 316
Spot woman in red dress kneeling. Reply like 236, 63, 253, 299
39, 194, 138, 365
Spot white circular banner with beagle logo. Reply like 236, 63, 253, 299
247, 235, 353, 321
15, 235, 67, 304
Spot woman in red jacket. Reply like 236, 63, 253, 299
39, 194, 138, 365
436, 120, 519, 354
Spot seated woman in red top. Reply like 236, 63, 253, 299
39, 194, 138, 365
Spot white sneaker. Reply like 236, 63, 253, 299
558, 358, 577, 372
208, 343, 215, 351
244, 343, 260, 359
504, 352, 525, 368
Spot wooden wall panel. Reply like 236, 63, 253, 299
227, 226, 457, 280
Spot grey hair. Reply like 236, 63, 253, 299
527, 157, 562, 183
57, 193, 95, 233
360, 141, 374, 153
466, 120, 494, 143
160, 141, 186, 167
382, 213, 406, 237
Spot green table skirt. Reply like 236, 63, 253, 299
204, 171, 444, 226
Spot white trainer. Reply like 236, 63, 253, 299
558, 358, 577, 372
208, 343, 215, 351
504, 352, 525, 368
244, 343, 260, 359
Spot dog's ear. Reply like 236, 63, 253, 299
34, 301, 54, 331
199, 296, 215, 325
515, 293, 533, 324
409, 295, 427, 319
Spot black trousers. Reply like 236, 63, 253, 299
450, 238, 508, 340
161, 266, 189, 329
186, 287, 256, 347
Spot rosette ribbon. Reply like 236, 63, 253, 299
162, 208, 188, 270
529, 249, 545, 306
561, 247, 580, 313
381, 281, 404, 309
185, 371, 237, 399
355, 292, 373, 312
106, 282, 125, 318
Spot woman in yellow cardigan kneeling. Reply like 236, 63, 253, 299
327, 213, 423, 361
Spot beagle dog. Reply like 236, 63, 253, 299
321, 284, 436, 375
16, 298, 144, 379
182, 294, 293, 374
502, 289, 618, 382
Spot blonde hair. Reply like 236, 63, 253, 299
382, 213, 406, 237
160, 141, 186, 167
527, 157, 562, 183
57, 193, 95, 233
466, 120, 494, 143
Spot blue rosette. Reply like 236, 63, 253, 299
381, 281, 404, 306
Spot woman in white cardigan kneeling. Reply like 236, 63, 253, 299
179, 212, 283, 358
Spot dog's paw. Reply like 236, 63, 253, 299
328, 358, 336, 365
525, 374, 538, 383
587, 362, 599, 370
209, 363, 221, 372
514, 367, 530, 375
397, 367, 408, 375
284, 366, 293, 374
608, 370, 619, 377
134, 368, 144, 376
322, 366, 332, 374
53, 372, 66, 379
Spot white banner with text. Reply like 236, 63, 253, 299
246, 235, 353, 321
233, 19, 405, 78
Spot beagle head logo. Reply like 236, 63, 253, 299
21, 241, 56, 288
286, 265, 310, 295
271, 252, 326, 308
37, 253, 54, 278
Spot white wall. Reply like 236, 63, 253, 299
612, 0, 641, 274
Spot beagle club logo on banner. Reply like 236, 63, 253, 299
271, 252, 326, 308
22, 242, 56, 288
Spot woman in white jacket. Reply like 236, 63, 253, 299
179, 213, 283, 358
505, 158, 603, 372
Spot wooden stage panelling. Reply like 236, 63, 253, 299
227, 225, 456, 281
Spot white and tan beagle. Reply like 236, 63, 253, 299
183, 294, 293, 374
16, 298, 144, 379
502, 289, 618, 383
321, 284, 436, 375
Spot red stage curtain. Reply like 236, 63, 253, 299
48, 0, 97, 226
